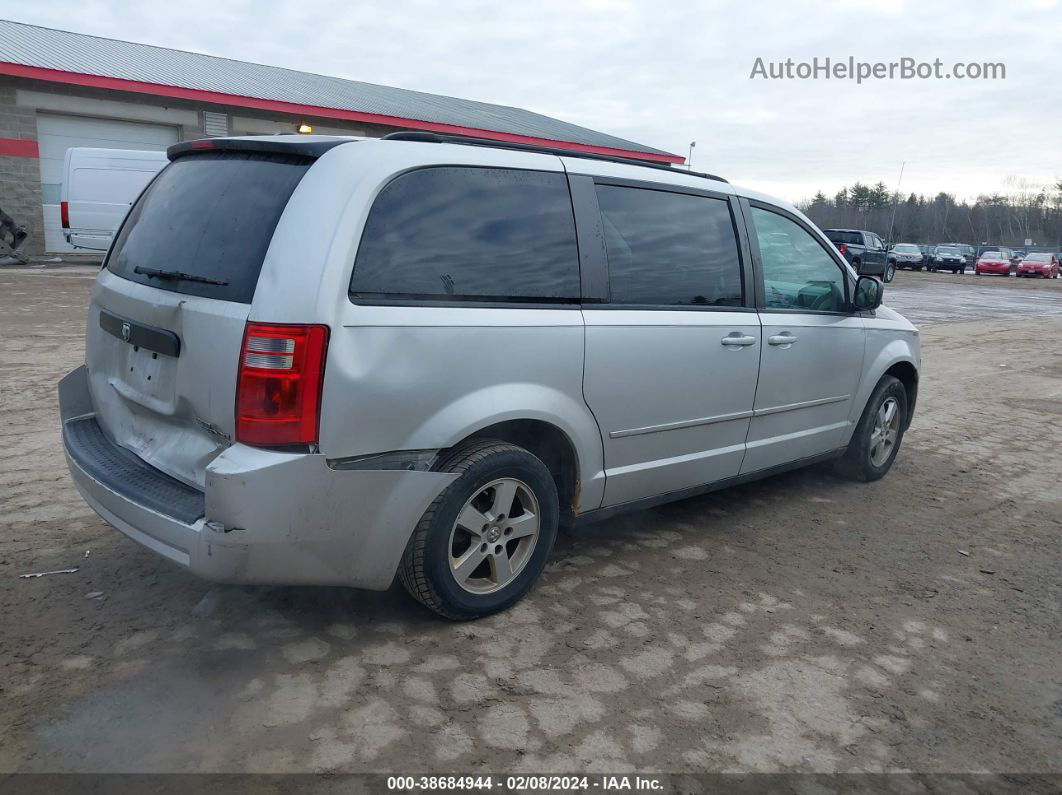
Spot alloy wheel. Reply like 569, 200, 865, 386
448, 478, 540, 594
869, 396, 901, 467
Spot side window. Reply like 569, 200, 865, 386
351, 166, 579, 302
750, 207, 847, 313
594, 185, 743, 307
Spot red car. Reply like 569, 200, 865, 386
975, 250, 1013, 276
1016, 252, 1060, 279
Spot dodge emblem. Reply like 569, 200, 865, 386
121, 322, 131, 342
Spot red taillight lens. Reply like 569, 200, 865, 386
60, 201, 70, 229
235, 323, 329, 447
837, 243, 847, 256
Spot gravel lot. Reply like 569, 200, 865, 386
1, 266, 1060, 775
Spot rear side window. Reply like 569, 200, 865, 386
595, 185, 743, 307
825, 230, 862, 246
71, 168, 157, 204
107, 151, 311, 303
351, 166, 580, 302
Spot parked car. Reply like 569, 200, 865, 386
1010, 250, 1026, 267
58, 133, 920, 619
888, 243, 924, 271
975, 249, 1015, 276
60, 147, 169, 251
918, 245, 936, 268
929, 246, 965, 273
1016, 252, 1059, 278
940, 243, 977, 271
823, 228, 893, 282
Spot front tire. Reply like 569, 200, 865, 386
398, 439, 559, 620
835, 376, 908, 482
884, 263, 896, 283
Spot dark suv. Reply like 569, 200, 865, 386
823, 229, 892, 282
939, 243, 976, 271
928, 246, 965, 274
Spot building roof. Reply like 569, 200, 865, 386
0, 19, 680, 164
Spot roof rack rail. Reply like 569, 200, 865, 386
380, 131, 728, 184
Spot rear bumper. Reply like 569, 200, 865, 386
59, 366, 457, 589
977, 264, 1010, 274
66, 232, 112, 252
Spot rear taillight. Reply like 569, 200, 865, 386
235, 323, 329, 447
837, 243, 847, 256
60, 201, 70, 229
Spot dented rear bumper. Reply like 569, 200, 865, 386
59, 366, 456, 589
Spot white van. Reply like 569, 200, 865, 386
60, 148, 168, 251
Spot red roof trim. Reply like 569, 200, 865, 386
0, 62, 684, 165
0, 137, 39, 157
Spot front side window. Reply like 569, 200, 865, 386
594, 185, 743, 307
751, 207, 847, 313
351, 166, 579, 302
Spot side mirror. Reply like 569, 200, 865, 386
853, 275, 884, 311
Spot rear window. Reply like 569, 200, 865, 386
825, 230, 862, 245
351, 166, 580, 302
106, 151, 311, 303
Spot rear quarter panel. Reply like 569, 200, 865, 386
253, 141, 607, 511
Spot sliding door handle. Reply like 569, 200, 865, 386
721, 333, 757, 348
768, 332, 798, 347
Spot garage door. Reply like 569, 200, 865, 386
36, 114, 179, 253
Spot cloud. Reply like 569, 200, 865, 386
1, 0, 1058, 202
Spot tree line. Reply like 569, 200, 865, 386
798, 180, 1062, 248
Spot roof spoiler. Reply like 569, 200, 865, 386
167, 136, 355, 161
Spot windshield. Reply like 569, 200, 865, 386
980, 251, 1003, 259
894, 244, 919, 253
937, 247, 959, 255
1025, 253, 1051, 262
106, 151, 311, 303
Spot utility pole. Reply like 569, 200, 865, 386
687, 141, 696, 171
886, 161, 906, 249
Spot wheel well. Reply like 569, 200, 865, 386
459, 420, 580, 522
884, 361, 918, 428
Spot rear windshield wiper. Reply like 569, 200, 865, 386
133, 266, 229, 287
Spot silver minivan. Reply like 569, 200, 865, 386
59, 133, 920, 619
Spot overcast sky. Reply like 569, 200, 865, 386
3, 0, 1059, 203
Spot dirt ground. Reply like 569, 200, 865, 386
1, 266, 1060, 775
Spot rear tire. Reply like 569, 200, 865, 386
835, 376, 908, 483
398, 439, 559, 620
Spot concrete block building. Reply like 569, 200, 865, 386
0, 19, 678, 256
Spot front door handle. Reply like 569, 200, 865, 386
721, 332, 757, 348
768, 332, 798, 347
